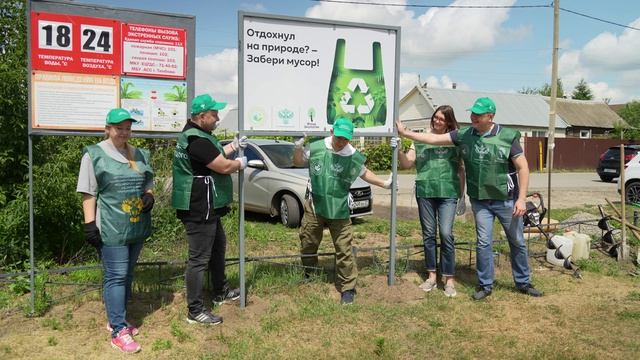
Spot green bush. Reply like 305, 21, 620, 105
363, 142, 393, 171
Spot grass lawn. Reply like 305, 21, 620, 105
1, 206, 639, 359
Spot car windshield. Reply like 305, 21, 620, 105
260, 144, 307, 168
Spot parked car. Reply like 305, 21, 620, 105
618, 153, 640, 204
223, 139, 373, 227
596, 145, 640, 182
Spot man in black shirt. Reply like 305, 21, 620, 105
172, 94, 247, 325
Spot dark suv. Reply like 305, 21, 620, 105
597, 145, 640, 182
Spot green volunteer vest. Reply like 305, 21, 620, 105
172, 127, 232, 211
457, 126, 519, 200
414, 143, 461, 198
85, 144, 152, 246
309, 139, 366, 219
326, 38, 386, 128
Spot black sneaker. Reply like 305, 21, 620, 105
186, 311, 223, 325
213, 286, 241, 305
517, 284, 542, 297
472, 288, 492, 301
340, 289, 356, 305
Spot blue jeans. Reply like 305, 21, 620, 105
470, 198, 530, 290
417, 197, 457, 276
100, 241, 143, 337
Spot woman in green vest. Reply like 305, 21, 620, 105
397, 105, 465, 297
77, 108, 154, 353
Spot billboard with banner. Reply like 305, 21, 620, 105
240, 12, 400, 135
28, 0, 195, 134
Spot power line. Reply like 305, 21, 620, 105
560, 7, 640, 31
310, 0, 550, 9
310, 1, 640, 31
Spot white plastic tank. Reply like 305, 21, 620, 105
563, 231, 591, 261
546, 235, 573, 267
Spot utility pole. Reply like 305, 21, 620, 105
546, 0, 559, 226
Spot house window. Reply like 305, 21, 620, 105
532, 130, 547, 138
579, 130, 591, 139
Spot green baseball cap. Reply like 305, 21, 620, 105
468, 97, 496, 114
333, 117, 354, 140
191, 94, 226, 115
106, 108, 138, 124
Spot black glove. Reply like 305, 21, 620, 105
83, 221, 101, 248
141, 192, 155, 213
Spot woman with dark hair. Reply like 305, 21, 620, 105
76, 108, 154, 353
397, 105, 465, 297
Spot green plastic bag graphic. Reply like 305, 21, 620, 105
326, 39, 387, 128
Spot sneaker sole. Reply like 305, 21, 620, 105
111, 342, 141, 353
213, 295, 241, 306
420, 286, 437, 292
186, 317, 223, 325
444, 291, 457, 298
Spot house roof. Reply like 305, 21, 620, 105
402, 86, 569, 129
545, 98, 627, 129
608, 103, 625, 114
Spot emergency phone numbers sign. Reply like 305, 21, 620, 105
30, 12, 186, 79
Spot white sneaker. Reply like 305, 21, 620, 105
444, 284, 457, 298
419, 279, 437, 292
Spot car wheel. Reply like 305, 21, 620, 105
626, 182, 640, 204
280, 194, 301, 228
599, 175, 614, 182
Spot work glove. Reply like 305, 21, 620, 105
237, 156, 248, 170
294, 136, 306, 149
83, 221, 101, 248
232, 135, 248, 150
141, 192, 154, 213
389, 137, 399, 148
382, 173, 394, 189
456, 195, 466, 216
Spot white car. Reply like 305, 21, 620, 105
618, 153, 640, 203
225, 139, 373, 227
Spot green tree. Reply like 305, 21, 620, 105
571, 78, 594, 100
611, 101, 640, 140
0, 0, 28, 201
518, 86, 539, 95
538, 79, 565, 97
518, 79, 564, 97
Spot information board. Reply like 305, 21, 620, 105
240, 13, 399, 135
28, 1, 194, 134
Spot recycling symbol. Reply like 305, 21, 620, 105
340, 78, 375, 115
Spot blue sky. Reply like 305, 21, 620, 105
78, 0, 640, 109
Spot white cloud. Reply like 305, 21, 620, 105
399, 72, 470, 99
556, 50, 590, 88
195, 48, 238, 111
581, 18, 640, 71
556, 17, 640, 103
588, 81, 625, 103
399, 72, 421, 98
305, 0, 522, 67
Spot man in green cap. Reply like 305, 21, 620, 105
396, 97, 542, 301
293, 117, 393, 305
172, 94, 248, 325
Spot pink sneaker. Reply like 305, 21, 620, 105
111, 327, 141, 353
107, 321, 139, 336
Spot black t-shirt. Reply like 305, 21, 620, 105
176, 121, 225, 222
